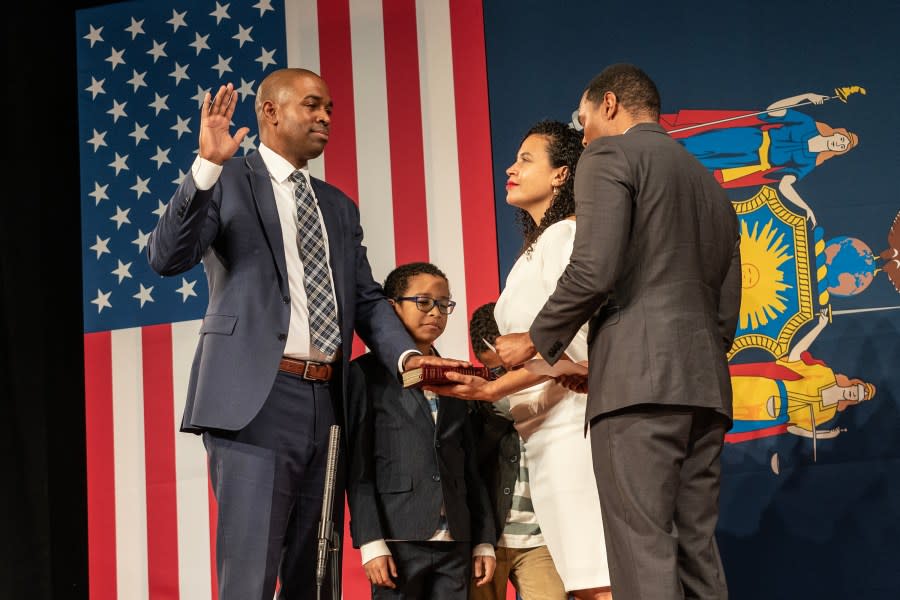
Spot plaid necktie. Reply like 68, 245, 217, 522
290, 170, 341, 357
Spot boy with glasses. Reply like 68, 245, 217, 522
346, 262, 496, 598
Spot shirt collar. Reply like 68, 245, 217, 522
258, 143, 309, 185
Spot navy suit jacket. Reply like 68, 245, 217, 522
148, 150, 414, 433
345, 353, 495, 547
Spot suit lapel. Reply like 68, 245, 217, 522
311, 179, 346, 313
246, 153, 288, 289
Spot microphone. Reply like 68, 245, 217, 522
316, 425, 341, 596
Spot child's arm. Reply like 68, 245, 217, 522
462, 407, 497, 587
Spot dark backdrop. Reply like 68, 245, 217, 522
2, 2, 115, 598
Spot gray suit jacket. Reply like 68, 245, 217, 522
148, 151, 414, 432
530, 123, 741, 422
346, 353, 495, 547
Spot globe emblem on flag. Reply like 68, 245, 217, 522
824, 236, 877, 296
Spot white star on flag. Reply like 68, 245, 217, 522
89, 182, 109, 205
125, 17, 145, 40
91, 289, 112, 313
152, 200, 168, 218
110, 206, 131, 229
85, 77, 106, 99
132, 229, 151, 252
108, 152, 129, 175
107, 99, 127, 122
130, 175, 151, 199
167, 9, 187, 32
210, 2, 231, 25
83, 24, 103, 47
105, 47, 126, 70
147, 39, 167, 62
133, 284, 154, 307
87, 129, 108, 152
89, 235, 110, 259
111, 260, 133, 283
176, 278, 198, 302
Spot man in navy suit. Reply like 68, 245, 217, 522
148, 68, 455, 600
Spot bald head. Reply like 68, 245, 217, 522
255, 68, 333, 168
255, 68, 322, 119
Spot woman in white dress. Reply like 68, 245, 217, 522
437, 121, 612, 599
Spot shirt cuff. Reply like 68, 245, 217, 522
360, 539, 392, 565
472, 543, 495, 558
398, 349, 422, 373
191, 156, 223, 191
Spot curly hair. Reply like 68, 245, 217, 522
515, 120, 584, 256
468, 302, 499, 354
383, 261, 448, 299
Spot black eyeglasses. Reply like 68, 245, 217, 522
394, 296, 457, 315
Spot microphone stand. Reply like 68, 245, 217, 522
316, 425, 342, 600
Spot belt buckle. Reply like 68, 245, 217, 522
303, 360, 322, 381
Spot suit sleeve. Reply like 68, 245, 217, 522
147, 172, 221, 276
345, 201, 416, 375
530, 141, 633, 364
463, 406, 497, 546
345, 361, 386, 547
718, 236, 742, 352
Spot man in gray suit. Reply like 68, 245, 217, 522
495, 64, 741, 600
149, 68, 455, 600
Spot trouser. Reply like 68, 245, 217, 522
204, 371, 341, 600
372, 540, 471, 599
591, 404, 729, 600
468, 544, 566, 600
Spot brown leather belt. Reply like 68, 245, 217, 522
278, 357, 334, 382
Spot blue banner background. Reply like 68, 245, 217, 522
483, 1, 900, 596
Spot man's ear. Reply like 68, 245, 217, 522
603, 91, 618, 120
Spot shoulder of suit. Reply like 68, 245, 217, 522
311, 175, 354, 201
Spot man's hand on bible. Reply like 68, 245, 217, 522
402, 353, 470, 372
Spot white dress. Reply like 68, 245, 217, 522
494, 219, 611, 591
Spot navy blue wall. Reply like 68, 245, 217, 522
483, 1, 899, 597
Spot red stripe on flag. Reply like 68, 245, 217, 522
208, 466, 219, 600
383, 0, 430, 264
725, 424, 790, 443
318, 0, 360, 204
449, 0, 500, 359
317, 0, 367, 361
141, 324, 181, 598
84, 331, 117, 600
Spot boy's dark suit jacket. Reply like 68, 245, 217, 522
346, 353, 495, 548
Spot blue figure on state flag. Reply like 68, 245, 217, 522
662, 87, 864, 226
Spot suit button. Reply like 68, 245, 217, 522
503, 487, 511, 495
510, 455, 518, 462
434, 440, 441, 448
282, 296, 290, 304
432, 474, 441, 482
277, 333, 287, 341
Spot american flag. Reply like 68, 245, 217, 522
76, 0, 499, 598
